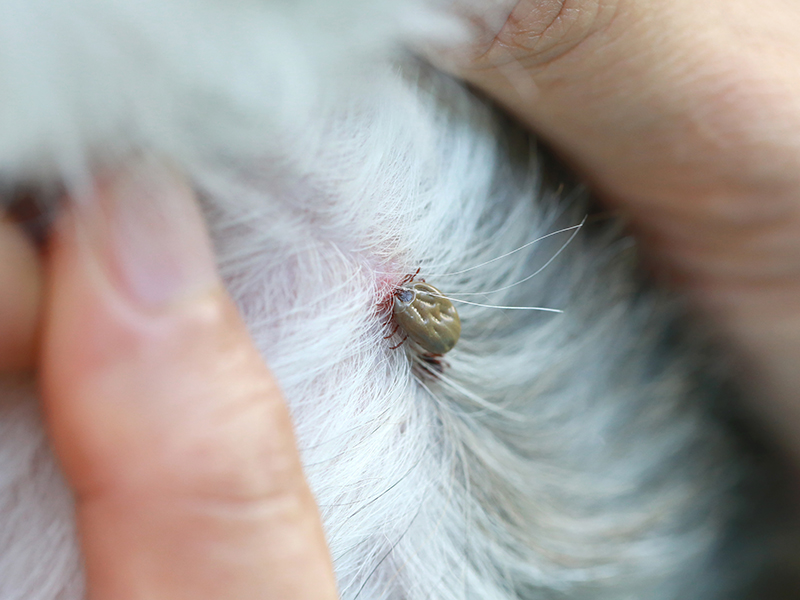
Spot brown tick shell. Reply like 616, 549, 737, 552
393, 282, 461, 355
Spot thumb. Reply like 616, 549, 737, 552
40, 160, 338, 600
456, 0, 800, 206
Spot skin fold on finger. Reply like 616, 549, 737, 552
40, 163, 338, 600
450, 0, 800, 460
0, 216, 42, 373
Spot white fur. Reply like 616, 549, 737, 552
0, 1, 744, 598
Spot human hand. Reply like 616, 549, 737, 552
2, 162, 338, 600
446, 0, 800, 459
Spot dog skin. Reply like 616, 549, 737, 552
0, 1, 792, 598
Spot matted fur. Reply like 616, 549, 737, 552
0, 1, 754, 598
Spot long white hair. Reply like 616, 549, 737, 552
0, 1, 756, 598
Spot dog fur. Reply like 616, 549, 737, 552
0, 1, 772, 598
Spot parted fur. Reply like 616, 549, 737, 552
0, 1, 759, 598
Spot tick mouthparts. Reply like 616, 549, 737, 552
396, 288, 415, 304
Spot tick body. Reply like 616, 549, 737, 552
393, 281, 461, 355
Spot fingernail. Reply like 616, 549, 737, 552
76, 159, 219, 309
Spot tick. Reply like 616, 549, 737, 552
387, 270, 461, 355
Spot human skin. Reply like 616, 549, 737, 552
1, 0, 800, 597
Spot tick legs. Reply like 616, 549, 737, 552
388, 335, 408, 350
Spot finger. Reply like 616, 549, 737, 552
0, 216, 42, 373
40, 160, 338, 600
458, 0, 800, 205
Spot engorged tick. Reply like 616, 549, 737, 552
389, 271, 461, 355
